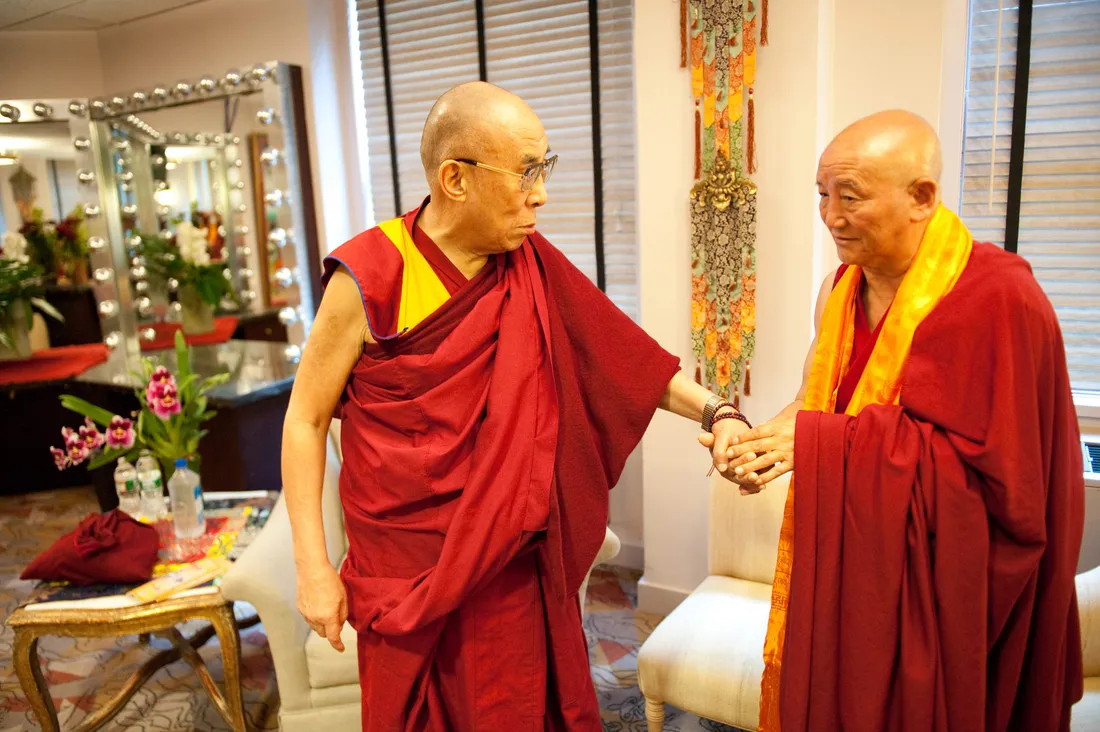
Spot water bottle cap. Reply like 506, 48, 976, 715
174, 458, 187, 468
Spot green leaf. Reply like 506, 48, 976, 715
29, 297, 63, 323
174, 331, 192, 381
59, 395, 116, 427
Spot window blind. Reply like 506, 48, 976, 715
960, 0, 1100, 394
352, 0, 639, 319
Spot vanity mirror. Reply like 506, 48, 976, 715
0, 63, 321, 361
0, 98, 116, 350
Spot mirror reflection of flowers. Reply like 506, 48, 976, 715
137, 221, 235, 310
50, 332, 228, 475
19, 206, 90, 284
0, 230, 63, 352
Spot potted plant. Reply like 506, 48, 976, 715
0, 231, 63, 360
138, 222, 235, 335
20, 206, 90, 285
50, 331, 228, 478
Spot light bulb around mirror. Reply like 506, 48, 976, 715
261, 148, 281, 167
268, 228, 289, 248
284, 344, 302, 364
130, 265, 147, 279
104, 331, 122, 349
278, 306, 299, 326
88, 236, 106, 251
140, 328, 156, 342
98, 300, 119, 318
167, 277, 179, 292
274, 267, 296, 289
135, 280, 149, 293
153, 188, 177, 206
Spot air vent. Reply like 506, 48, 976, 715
1085, 437, 1100, 487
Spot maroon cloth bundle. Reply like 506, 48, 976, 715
21, 510, 160, 586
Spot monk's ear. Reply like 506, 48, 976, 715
908, 177, 939, 221
437, 160, 468, 202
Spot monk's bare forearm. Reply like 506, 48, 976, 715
282, 416, 334, 572
659, 369, 718, 423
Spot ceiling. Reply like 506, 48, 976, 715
0, 0, 204, 31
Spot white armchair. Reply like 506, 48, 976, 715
221, 424, 621, 731
637, 475, 790, 731
220, 428, 358, 730
1074, 565, 1100, 730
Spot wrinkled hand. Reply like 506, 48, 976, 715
297, 562, 348, 652
697, 411, 756, 493
727, 417, 796, 491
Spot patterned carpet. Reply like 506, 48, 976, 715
0, 487, 742, 731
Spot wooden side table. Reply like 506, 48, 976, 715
5, 587, 258, 732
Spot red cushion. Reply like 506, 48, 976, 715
21, 510, 160, 585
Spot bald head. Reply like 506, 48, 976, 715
420, 82, 541, 181
824, 110, 943, 190
817, 111, 946, 275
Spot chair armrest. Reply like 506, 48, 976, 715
579, 526, 622, 614
1078, 565, 1100, 677
221, 495, 314, 712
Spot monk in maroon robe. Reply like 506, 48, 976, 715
711, 111, 1085, 730
281, 82, 752, 730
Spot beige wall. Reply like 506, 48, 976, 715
0, 31, 105, 99
633, 0, 963, 614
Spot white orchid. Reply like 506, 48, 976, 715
0, 231, 30, 264
176, 222, 211, 267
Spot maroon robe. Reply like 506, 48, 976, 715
323, 217, 679, 731
782, 243, 1085, 730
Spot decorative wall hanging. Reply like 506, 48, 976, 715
682, 0, 767, 406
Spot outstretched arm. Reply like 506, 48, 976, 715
725, 270, 836, 491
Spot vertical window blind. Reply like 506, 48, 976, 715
960, 0, 1100, 394
352, 0, 639, 318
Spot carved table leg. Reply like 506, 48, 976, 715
210, 603, 247, 731
12, 629, 60, 732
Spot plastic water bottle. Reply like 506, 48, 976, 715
167, 458, 206, 539
113, 458, 141, 517
136, 451, 165, 521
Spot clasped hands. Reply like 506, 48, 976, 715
697, 411, 795, 494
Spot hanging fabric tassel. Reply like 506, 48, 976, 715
694, 101, 702, 180
747, 88, 757, 174
680, 0, 689, 67
695, 360, 702, 385
744, 361, 751, 396
733, 388, 741, 410
761, 0, 769, 46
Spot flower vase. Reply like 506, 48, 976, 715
179, 286, 215, 335
0, 300, 32, 361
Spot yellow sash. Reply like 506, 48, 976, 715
378, 216, 453, 333
758, 204, 973, 731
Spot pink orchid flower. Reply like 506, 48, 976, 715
150, 366, 174, 386
151, 383, 182, 420
50, 446, 69, 471
61, 426, 80, 448
106, 415, 136, 449
79, 417, 105, 451
66, 440, 90, 466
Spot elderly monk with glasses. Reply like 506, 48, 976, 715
705, 110, 1085, 732
280, 81, 751, 731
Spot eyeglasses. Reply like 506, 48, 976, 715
455, 155, 558, 192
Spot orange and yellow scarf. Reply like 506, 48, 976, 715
758, 204, 973, 731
